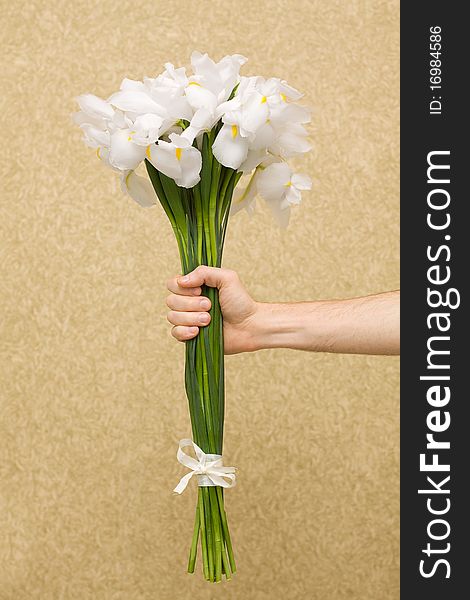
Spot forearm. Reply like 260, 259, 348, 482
251, 291, 400, 355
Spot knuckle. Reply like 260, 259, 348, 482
225, 268, 237, 282
165, 294, 175, 308
166, 311, 176, 324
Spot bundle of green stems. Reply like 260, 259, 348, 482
145, 128, 242, 582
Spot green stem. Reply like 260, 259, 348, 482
203, 487, 215, 581
198, 489, 209, 580
194, 184, 204, 264
217, 486, 236, 573
199, 333, 216, 453
187, 501, 199, 573
209, 159, 221, 265
209, 486, 223, 582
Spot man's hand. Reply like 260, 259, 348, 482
166, 266, 259, 355
166, 266, 400, 356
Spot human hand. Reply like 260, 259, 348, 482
166, 268, 400, 356
166, 266, 259, 355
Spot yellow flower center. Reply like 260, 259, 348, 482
284, 180, 292, 187
175, 147, 182, 160
231, 124, 238, 139
96, 147, 101, 160
280, 93, 286, 102
146, 145, 152, 160
188, 81, 201, 86
127, 130, 136, 141
261, 96, 267, 103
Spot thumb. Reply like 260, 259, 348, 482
177, 266, 237, 290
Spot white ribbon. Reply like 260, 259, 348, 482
173, 439, 236, 495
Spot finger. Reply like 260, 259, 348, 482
167, 310, 211, 327
171, 325, 199, 341
166, 294, 211, 312
177, 266, 237, 290
167, 275, 202, 297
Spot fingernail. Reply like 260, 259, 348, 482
180, 275, 190, 283
200, 298, 210, 309
199, 313, 210, 324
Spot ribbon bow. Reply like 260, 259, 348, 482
173, 439, 236, 495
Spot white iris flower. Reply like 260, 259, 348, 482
74, 52, 312, 222
147, 134, 202, 189
256, 162, 312, 226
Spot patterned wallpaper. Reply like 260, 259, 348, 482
1, 1, 399, 598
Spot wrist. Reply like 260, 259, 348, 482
250, 302, 309, 351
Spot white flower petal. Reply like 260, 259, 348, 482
278, 80, 303, 100
147, 135, 202, 188
148, 83, 193, 122
80, 123, 110, 148
185, 83, 218, 112
250, 122, 276, 151
221, 109, 242, 127
178, 146, 202, 188
132, 113, 164, 145
212, 124, 249, 169
215, 96, 241, 119
291, 173, 312, 191
77, 94, 114, 120
119, 78, 146, 92
168, 132, 191, 147
121, 170, 156, 207
189, 51, 246, 103
285, 185, 302, 205
96, 146, 111, 165
146, 141, 181, 180
240, 92, 269, 135
111, 110, 127, 129
236, 75, 259, 98
275, 126, 311, 157
109, 129, 147, 171
163, 62, 188, 86
109, 90, 164, 115
239, 149, 268, 173
94, 146, 120, 171
191, 51, 216, 76
256, 162, 291, 202
72, 111, 105, 129
217, 53, 247, 99
181, 107, 214, 143
258, 78, 280, 97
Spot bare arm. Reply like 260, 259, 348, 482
253, 292, 400, 355
166, 266, 400, 356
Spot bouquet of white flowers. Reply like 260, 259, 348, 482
74, 51, 312, 582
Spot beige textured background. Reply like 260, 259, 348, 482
1, 1, 399, 598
